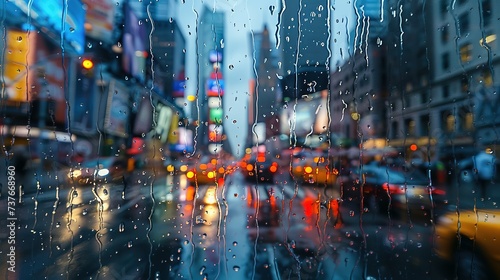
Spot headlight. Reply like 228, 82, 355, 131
68, 169, 82, 178
97, 168, 110, 177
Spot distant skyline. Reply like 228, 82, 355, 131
175, 1, 355, 156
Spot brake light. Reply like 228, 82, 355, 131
269, 165, 277, 173
246, 164, 254, 171
304, 166, 313, 174
382, 183, 406, 194
218, 167, 225, 174
187, 171, 195, 179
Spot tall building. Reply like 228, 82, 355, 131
194, 6, 227, 155
279, 0, 330, 104
247, 26, 281, 147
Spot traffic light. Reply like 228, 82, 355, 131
80, 58, 94, 77
410, 144, 418, 151
82, 58, 94, 70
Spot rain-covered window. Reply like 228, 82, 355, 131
1, 0, 499, 279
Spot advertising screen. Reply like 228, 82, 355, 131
4, 0, 86, 54
209, 108, 223, 125
122, 3, 148, 83
206, 79, 224, 97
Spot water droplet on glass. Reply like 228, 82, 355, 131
199, 266, 206, 275
82, 209, 88, 216
233, 266, 240, 272
269, 5, 275, 15
16, 36, 22, 42
229, 65, 234, 70
233, 241, 238, 246
119, 223, 125, 232
103, 189, 108, 195
127, 241, 133, 248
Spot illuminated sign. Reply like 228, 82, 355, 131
5, 0, 86, 54
209, 108, 223, 125
206, 79, 224, 97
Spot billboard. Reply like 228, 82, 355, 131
82, 0, 116, 43
122, 2, 148, 83
209, 50, 223, 63
208, 124, 223, 142
4, 0, 86, 54
209, 108, 223, 125
206, 79, 225, 97
104, 80, 130, 137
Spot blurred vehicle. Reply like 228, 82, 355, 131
349, 164, 445, 216
435, 208, 500, 279
185, 156, 226, 186
291, 150, 339, 185
241, 154, 279, 183
67, 157, 127, 185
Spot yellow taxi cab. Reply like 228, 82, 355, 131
291, 151, 339, 186
435, 209, 500, 279
185, 157, 225, 186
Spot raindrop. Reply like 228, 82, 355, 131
229, 65, 234, 70
82, 209, 88, 216
269, 5, 275, 15
119, 223, 125, 232
16, 36, 22, 42
349, 210, 355, 217
232, 120, 237, 123
55, 222, 61, 228
199, 266, 206, 275
232, 241, 238, 246
233, 266, 240, 272
103, 189, 108, 195
73, 190, 79, 197
127, 241, 133, 248
318, 5, 324, 11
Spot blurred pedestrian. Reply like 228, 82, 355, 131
473, 148, 497, 199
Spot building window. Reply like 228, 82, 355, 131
392, 121, 399, 139
442, 84, 450, 98
442, 112, 455, 133
460, 75, 470, 92
479, 33, 497, 50
440, 25, 449, 43
481, 69, 493, 87
421, 91, 430, 104
459, 44, 472, 63
458, 13, 470, 35
405, 119, 416, 136
460, 107, 474, 131
482, 0, 492, 26
420, 115, 430, 136
441, 53, 450, 70
440, 0, 448, 15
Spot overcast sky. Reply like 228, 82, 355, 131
175, 0, 354, 156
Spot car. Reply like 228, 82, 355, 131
349, 164, 446, 217
67, 157, 127, 185
185, 156, 226, 186
241, 154, 279, 183
291, 151, 339, 186
435, 208, 500, 279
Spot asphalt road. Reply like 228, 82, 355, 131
0, 167, 467, 279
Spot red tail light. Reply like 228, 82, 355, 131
382, 183, 406, 194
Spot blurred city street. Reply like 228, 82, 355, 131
2, 157, 495, 279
